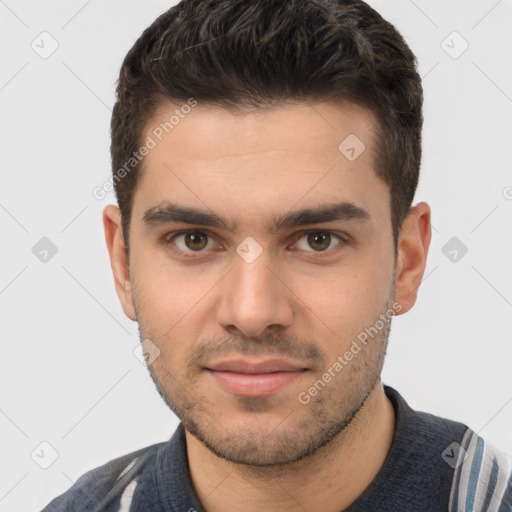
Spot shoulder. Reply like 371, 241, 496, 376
40, 442, 165, 512
448, 428, 512, 512
404, 399, 512, 510
375, 386, 512, 511
384, 385, 471, 462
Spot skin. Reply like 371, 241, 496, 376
104, 100, 431, 511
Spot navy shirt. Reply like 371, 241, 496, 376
41, 385, 512, 511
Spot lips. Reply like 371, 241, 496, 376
206, 358, 307, 373
205, 358, 308, 397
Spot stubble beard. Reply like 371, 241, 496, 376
136, 295, 394, 469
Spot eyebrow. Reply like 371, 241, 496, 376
142, 201, 371, 233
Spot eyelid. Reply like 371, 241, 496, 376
164, 229, 348, 258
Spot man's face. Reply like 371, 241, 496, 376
126, 100, 397, 466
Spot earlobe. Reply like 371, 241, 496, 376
393, 202, 432, 315
103, 205, 136, 321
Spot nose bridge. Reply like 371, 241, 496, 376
216, 242, 293, 337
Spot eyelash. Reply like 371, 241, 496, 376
163, 230, 348, 259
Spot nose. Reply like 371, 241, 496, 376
215, 247, 294, 339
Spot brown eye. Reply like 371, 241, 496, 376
183, 232, 208, 251
307, 232, 332, 251
167, 231, 214, 256
294, 231, 345, 255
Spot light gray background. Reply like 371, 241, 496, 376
1, 1, 511, 510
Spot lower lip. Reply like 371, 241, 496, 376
206, 369, 306, 397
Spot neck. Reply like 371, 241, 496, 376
185, 381, 395, 512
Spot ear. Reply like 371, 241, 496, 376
393, 202, 432, 315
103, 204, 136, 321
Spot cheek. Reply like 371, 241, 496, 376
131, 259, 219, 356
291, 253, 392, 335
132, 250, 210, 318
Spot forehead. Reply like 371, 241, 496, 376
144, 99, 378, 165
131, 100, 388, 231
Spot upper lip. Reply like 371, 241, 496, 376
206, 358, 308, 374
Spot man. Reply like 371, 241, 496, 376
42, 0, 512, 510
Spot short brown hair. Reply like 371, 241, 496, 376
111, 0, 423, 256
